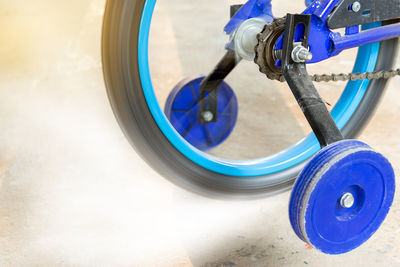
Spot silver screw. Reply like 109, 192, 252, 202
291, 45, 313, 63
202, 111, 214, 122
340, 193, 355, 208
352, 2, 361, 12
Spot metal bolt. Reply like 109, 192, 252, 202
202, 111, 214, 122
352, 2, 361, 12
299, 50, 313, 61
291, 45, 313, 63
340, 193, 355, 208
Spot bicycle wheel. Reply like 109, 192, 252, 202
102, 0, 398, 198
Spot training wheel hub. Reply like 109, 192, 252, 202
289, 140, 395, 254
165, 76, 238, 151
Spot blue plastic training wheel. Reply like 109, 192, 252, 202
289, 140, 395, 254
165, 76, 238, 151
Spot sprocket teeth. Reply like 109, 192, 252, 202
254, 17, 286, 82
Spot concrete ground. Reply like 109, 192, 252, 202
0, 0, 399, 266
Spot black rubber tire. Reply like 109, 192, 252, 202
102, 0, 398, 198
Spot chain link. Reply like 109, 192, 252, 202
310, 69, 400, 83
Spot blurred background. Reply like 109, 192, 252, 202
0, 0, 399, 266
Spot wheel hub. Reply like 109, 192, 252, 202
233, 18, 268, 61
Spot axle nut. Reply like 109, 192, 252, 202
352, 2, 361, 12
340, 192, 355, 208
201, 111, 214, 122
291, 45, 313, 63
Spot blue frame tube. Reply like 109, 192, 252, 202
332, 23, 400, 52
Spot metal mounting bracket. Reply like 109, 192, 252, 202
328, 0, 400, 29
281, 14, 344, 147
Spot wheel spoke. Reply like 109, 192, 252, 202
189, 84, 198, 100
181, 120, 197, 138
171, 109, 189, 113
203, 124, 216, 146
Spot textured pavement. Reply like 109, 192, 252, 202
0, 1, 400, 266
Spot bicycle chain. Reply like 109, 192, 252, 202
255, 18, 400, 83
310, 69, 400, 82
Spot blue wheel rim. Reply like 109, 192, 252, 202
289, 140, 395, 254
165, 76, 238, 151
138, 0, 381, 177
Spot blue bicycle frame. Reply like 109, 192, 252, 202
225, 0, 400, 64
